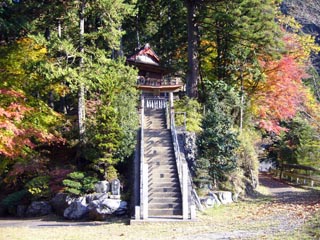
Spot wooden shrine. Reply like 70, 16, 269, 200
127, 43, 183, 96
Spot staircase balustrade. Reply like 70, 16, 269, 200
136, 94, 196, 220
145, 97, 167, 109
167, 92, 195, 220
139, 96, 148, 219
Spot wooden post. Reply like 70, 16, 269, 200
169, 92, 174, 127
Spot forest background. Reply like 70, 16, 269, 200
0, 0, 319, 209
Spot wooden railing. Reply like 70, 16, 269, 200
271, 164, 320, 187
137, 76, 178, 86
145, 97, 167, 109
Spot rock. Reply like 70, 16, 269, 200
259, 159, 276, 172
232, 192, 239, 202
201, 192, 221, 208
215, 191, 233, 204
63, 197, 88, 220
94, 181, 109, 193
114, 201, 128, 216
183, 132, 197, 175
88, 199, 127, 220
26, 201, 52, 217
50, 193, 69, 216
16, 205, 27, 217
208, 192, 221, 206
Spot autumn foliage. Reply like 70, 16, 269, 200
0, 89, 62, 159
252, 56, 308, 133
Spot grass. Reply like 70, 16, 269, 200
0, 201, 270, 240
0, 186, 319, 240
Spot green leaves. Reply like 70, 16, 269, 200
174, 97, 202, 132
62, 171, 98, 196
197, 87, 240, 183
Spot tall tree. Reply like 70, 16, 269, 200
185, 0, 200, 98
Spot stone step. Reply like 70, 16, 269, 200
149, 170, 177, 179
145, 147, 174, 154
144, 111, 166, 115
148, 182, 180, 188
148, 208, 182, 216
145, 124, 166, 128
148, 167, 177, 173
144, 129, 170, 134
142, 108, 183, 217
145, 155, 175, 161
146, 161, 176, 166
144, 138, 172, 143
145, 118, 166, 122
144, 149, 174, 159
148, 191, 181, 198
148, 172, 177, 179
148, 164, 177, 171
149, 187, 180, 193
145, 144, 173, 149
147, 159, 176, 164
148, 202, 182, 209
148, 197, 181, 204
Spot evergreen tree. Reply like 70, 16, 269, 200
197, 82, 240, 184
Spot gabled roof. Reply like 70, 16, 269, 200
127, 43, 160, 66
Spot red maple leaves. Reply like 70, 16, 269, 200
253, 56, 307, 134
0, 88, 63, 158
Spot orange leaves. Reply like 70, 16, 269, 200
252, 56, 308, 134
0, 88, 63, 159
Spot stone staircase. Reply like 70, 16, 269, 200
143, 108, 182, 217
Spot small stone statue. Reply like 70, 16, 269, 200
111, 179, 120, 196
94, 180, 109, 193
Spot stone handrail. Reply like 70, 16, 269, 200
139, 96, 148, 219
168, 93, 195, 220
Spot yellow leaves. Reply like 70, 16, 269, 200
277, 14, 320, 65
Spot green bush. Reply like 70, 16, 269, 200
62, 171, 98, 196
106, 166, 118, 182
68, 171, 85, 180
237, 129, 260, 188
174, 97, 202, 133
82, 176, 99, 193
0, 190, 28, 208
25, 176, 50, 199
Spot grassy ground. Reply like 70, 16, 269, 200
0, 202, 318, 240
0, 184, 319, 240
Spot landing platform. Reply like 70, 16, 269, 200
130, 216, 196, 225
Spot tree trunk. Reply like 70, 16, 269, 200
78, 0, 86, 143
185, 0, 200, 99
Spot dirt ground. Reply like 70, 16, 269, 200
178, 173, 320, 239
0, 173, 319, 240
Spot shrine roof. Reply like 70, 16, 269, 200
127, 44, 173, 74
127, 43, 161, 65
